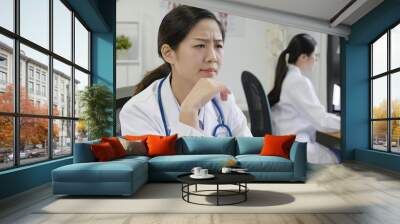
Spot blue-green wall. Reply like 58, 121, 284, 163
0, 0, 116, 200
0, 158, 72, 199
344, 0, 400, 171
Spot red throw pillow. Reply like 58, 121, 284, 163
101, 137, 127, 158
259, 134, 296, 159
91, 142, 117, 161
146, 134, 177, 157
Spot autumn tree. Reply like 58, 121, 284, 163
372, 99, 388, 139
372, 99, 400, 143
0, 84, 60, 151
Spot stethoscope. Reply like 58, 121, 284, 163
157, 76, 232, 137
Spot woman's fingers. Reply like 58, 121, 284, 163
219, 88, 231, 101
182, 78, 231, 110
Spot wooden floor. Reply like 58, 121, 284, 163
1, 162, 400, 224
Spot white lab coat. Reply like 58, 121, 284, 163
271, 64, 341, 164
120, 74, 252, 137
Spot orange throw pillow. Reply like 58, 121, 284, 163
101, 137, 127, 158
146, 134, 177, 157
259, 134, 296, 159
124, 135, 149, 142
91, 142, 117, 161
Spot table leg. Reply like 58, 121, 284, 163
245, 183, 247, 201
217, 184, 219, 206
187, 184, 190, 202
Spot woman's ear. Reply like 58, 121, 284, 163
299, 54, 308, 61
160, 44, 175, 64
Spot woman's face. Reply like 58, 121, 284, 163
169, 19, 224, 86
297, 51, 316, 75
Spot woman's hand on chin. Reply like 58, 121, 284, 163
179, 78, 231, 129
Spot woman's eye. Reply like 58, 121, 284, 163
195, 44, 206, 48
217, 44, 223, 49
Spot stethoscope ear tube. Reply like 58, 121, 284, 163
158, 77, 170, 136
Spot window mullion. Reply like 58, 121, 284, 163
49, 0, 53, 160
388, 30, 391, 152
13, 0, 20, 167
71, 11, 76, 154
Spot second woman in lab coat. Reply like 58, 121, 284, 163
268, 33, 341, 164
120, 5, 252, 137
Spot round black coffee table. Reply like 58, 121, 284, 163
177, 172, 255, 206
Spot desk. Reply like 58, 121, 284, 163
316, 131, 341, 150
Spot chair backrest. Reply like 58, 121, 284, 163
241, 71, 272, 136
116, 96, 132, 136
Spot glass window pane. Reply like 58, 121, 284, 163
372, 77, 387, 119
20, 117, 49, 165
0, 116, 14, 170
20, 44, 49, 115
74, 69, 89, 118
53, 59, 72, 117
372, 33, 387, 76
75, 120, 88, 143
75, 18, 89, 70
390, 120, 400, 153
391, 120, 400, 153
20, 0, 49, 49
372, 121, 388, 151
0, 0, 14, 31
391, 72, 400, 118
53, 0, 72, 60
391, 24, 400, 70
53, 119, 72, 158
0, 34, 14, 113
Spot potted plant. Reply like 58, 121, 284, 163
116, 35, 132, 60
79, 84, 113, 140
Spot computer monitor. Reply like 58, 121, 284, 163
332, 84, 340, 112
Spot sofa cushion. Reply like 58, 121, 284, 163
118, 138, 147, 156
114, 155, 150, 164
147, 134, 177, 157
91, 142, 118, 161
236, 155, 293, 172
260, 134, 296, 159
101, 137, 127, 158
236, 137, 263, 155
73, 139, 100, 163
52, 158, 147, 183
148, 154, 235, 172
177, 137, 235, 155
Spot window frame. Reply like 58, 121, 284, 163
370, 20, 400, 154
0, 0, 92, 171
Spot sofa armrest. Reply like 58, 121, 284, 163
289, 142, 307, 181
73, 140, 100, 163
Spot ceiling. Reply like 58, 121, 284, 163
223, 0, 383, 26
225, 0, 352, 23
173, 0, 384, 37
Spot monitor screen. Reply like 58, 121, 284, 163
332, 84, 340, 111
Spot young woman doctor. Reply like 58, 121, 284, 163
120, 5, 252, 137
268, 34, 340, 164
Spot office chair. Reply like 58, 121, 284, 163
116, 96, 131, 136
241, 71, 273, 136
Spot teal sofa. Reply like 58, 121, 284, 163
52, 137, 307, 196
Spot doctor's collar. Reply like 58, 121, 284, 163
287, 64, 302, 73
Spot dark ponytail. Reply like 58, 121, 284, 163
268, 33, 317, 107
133, 5, 225, 96
134, 63, 170, 95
